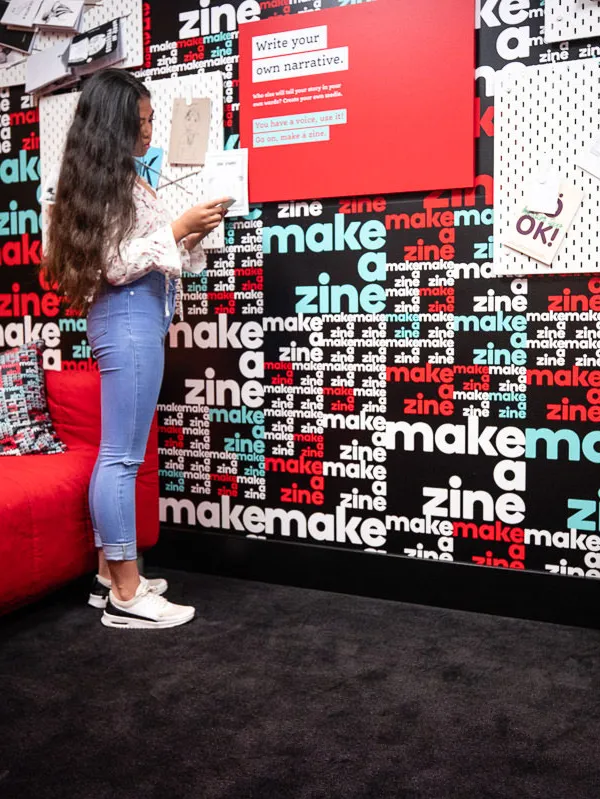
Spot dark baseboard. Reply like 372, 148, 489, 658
147, 530, 600, 630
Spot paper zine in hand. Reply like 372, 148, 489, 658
502, 181, 583, 266
168, 98, 211, 166
203, 149, 249, 217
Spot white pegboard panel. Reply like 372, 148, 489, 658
0, 0, 143, 88
40, 71, 226, 249
545, 0, 600, 43
493, 59, 600, 276
0, 56, 28, 90
142, 72, 224, 249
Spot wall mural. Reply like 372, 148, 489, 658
2, 0, 600, 580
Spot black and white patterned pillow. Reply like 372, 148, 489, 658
0, 340, 66, 456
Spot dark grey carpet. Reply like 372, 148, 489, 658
1, 569, 600, 799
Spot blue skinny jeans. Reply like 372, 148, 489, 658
87, 272, 176, 561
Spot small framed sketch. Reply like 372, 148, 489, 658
168, 97, 211, 166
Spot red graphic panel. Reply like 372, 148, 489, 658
239, 0, 475, 202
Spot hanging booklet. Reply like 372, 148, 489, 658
1, 0, 43, 30
0, 1, 35, 51
25, 38, 73, 94
33, 0, 84, 33
68, 17, 124, 75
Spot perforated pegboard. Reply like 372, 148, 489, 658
0, 54, 27, 89
493, 59, 600, 276
142, 72, 224, 249
40, 71, 225, 249
0, 0, 143, 88
545, 0, 600, 43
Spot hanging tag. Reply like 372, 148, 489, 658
525, 156, 560, 215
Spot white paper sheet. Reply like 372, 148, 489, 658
202, 149, 249, 217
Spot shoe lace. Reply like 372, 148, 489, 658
143, 591, 171, 613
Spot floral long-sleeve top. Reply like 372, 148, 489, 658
105, 181, 206, 319
43, 177, 206, 319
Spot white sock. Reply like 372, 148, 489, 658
97, 574, 111, 588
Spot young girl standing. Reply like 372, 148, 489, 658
45, 68, 228, 629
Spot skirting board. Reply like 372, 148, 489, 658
147, 529, 600, 630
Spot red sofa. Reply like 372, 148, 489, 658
0, 370, 159, 614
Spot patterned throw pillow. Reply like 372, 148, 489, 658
0, 340, 66, 456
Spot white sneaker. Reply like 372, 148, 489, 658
101, 577, 195, 629
88, 574, 168, 609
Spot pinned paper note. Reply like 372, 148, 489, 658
503, 180, 583, 266
40, 168, 60, 205
525, 157, 560, 214
576, 134, 600, 181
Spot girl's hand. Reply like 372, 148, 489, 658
172, 198, 228, 242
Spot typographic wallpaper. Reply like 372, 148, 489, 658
2, 0, 600, 579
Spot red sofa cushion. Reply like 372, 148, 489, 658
0, 448, 98, 604
45, 370, 159, 477
45, 369, 101, 450
0, 369, 160, 614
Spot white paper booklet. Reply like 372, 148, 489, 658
203, 149, 249, 217
68, 16, 124, 74
34, 0, 84, 32
25, 38, 72, 93
502, 180, 583, 266
1, 0, 42, 30
0, 0, 36, 51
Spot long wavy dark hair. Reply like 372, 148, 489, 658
43, 69, 151, 311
